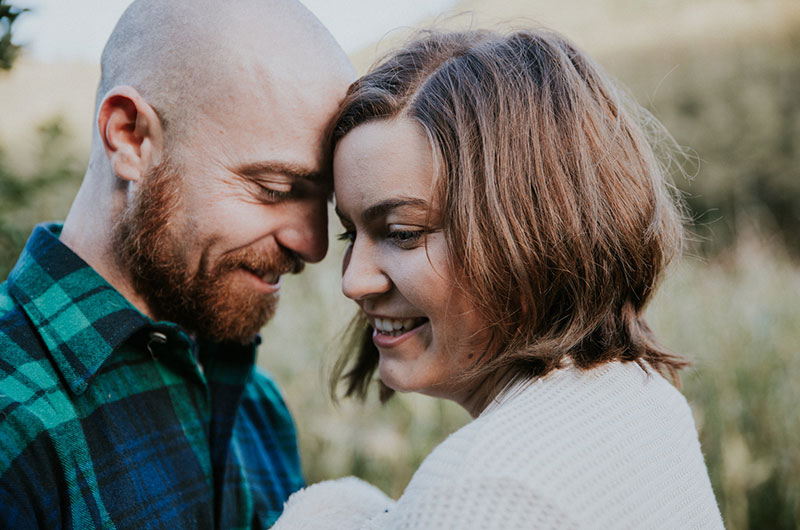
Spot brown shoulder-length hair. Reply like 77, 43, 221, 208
330, 28, 689, 404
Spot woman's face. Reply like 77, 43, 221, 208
333, 118, 489, 408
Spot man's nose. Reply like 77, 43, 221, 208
341, 237, 391, 301
275, 197, 329, 264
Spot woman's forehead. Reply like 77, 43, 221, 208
333, 119, 435, 211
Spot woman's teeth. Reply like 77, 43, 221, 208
373, 317, 425, 336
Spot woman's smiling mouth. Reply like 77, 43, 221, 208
372, 316, 428, 336
370, 316, 429, 348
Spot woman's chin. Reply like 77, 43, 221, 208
378, 364, 451, 399
377, 362, 417, 394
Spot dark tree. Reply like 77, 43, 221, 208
0, 0, 28, 70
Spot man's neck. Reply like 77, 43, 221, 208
61, 179, 158, 322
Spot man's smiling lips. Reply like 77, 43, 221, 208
240, 267, 283, 293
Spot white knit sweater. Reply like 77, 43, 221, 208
274, 362, 724, 529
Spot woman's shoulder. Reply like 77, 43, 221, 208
446, 361, 693, 465
403, 361, 723, 529
488, 360, 691, 431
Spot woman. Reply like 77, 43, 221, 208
275, 28, 724, 529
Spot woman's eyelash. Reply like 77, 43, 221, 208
335, 227, 427, 246
388, 229, 423, 240
387, 229, 426, 247
337, 230, 356, 243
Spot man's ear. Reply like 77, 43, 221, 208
97, 86, 164, 182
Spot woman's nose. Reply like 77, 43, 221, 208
341, 239, 392, 301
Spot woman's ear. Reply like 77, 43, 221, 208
97, 85, 164, 182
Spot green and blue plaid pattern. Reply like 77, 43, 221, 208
0, 223, 304, 529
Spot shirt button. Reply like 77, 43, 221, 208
147, 331, 168, 358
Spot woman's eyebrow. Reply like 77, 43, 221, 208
334, 198, 428, 225
335, 198, 429, 225
362, 198, 428, 223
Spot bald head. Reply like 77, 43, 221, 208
96, 0, 353, 143
62, 0, 354, 324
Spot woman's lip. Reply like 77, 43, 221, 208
240, 268, 282, 294
372, 321, 427, 349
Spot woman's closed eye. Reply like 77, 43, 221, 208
336, 226, 427, 249
387, 226, 426, 249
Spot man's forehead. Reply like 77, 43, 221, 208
184, 94, 331, 160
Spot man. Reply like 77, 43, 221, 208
0, 0, 353, 527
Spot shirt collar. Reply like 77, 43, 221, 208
7, 223, 150, 395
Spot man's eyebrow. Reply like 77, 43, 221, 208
336, 198, 429, 224
233, 160, 325, 183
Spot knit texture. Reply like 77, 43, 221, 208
276, 361, 724, 529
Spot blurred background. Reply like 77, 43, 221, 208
1, 0, 798, 528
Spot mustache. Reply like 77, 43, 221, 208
212, 246, 305, 279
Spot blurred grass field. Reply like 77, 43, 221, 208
650, 239, 800, 529
1, 0, 798, 528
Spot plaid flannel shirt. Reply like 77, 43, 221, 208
0, 223, 304, 529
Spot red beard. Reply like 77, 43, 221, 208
112, 158, 303, 343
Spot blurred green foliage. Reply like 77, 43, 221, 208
611, 21, 800, 255
0, 118, 85, 277
1, 2, 85, 277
